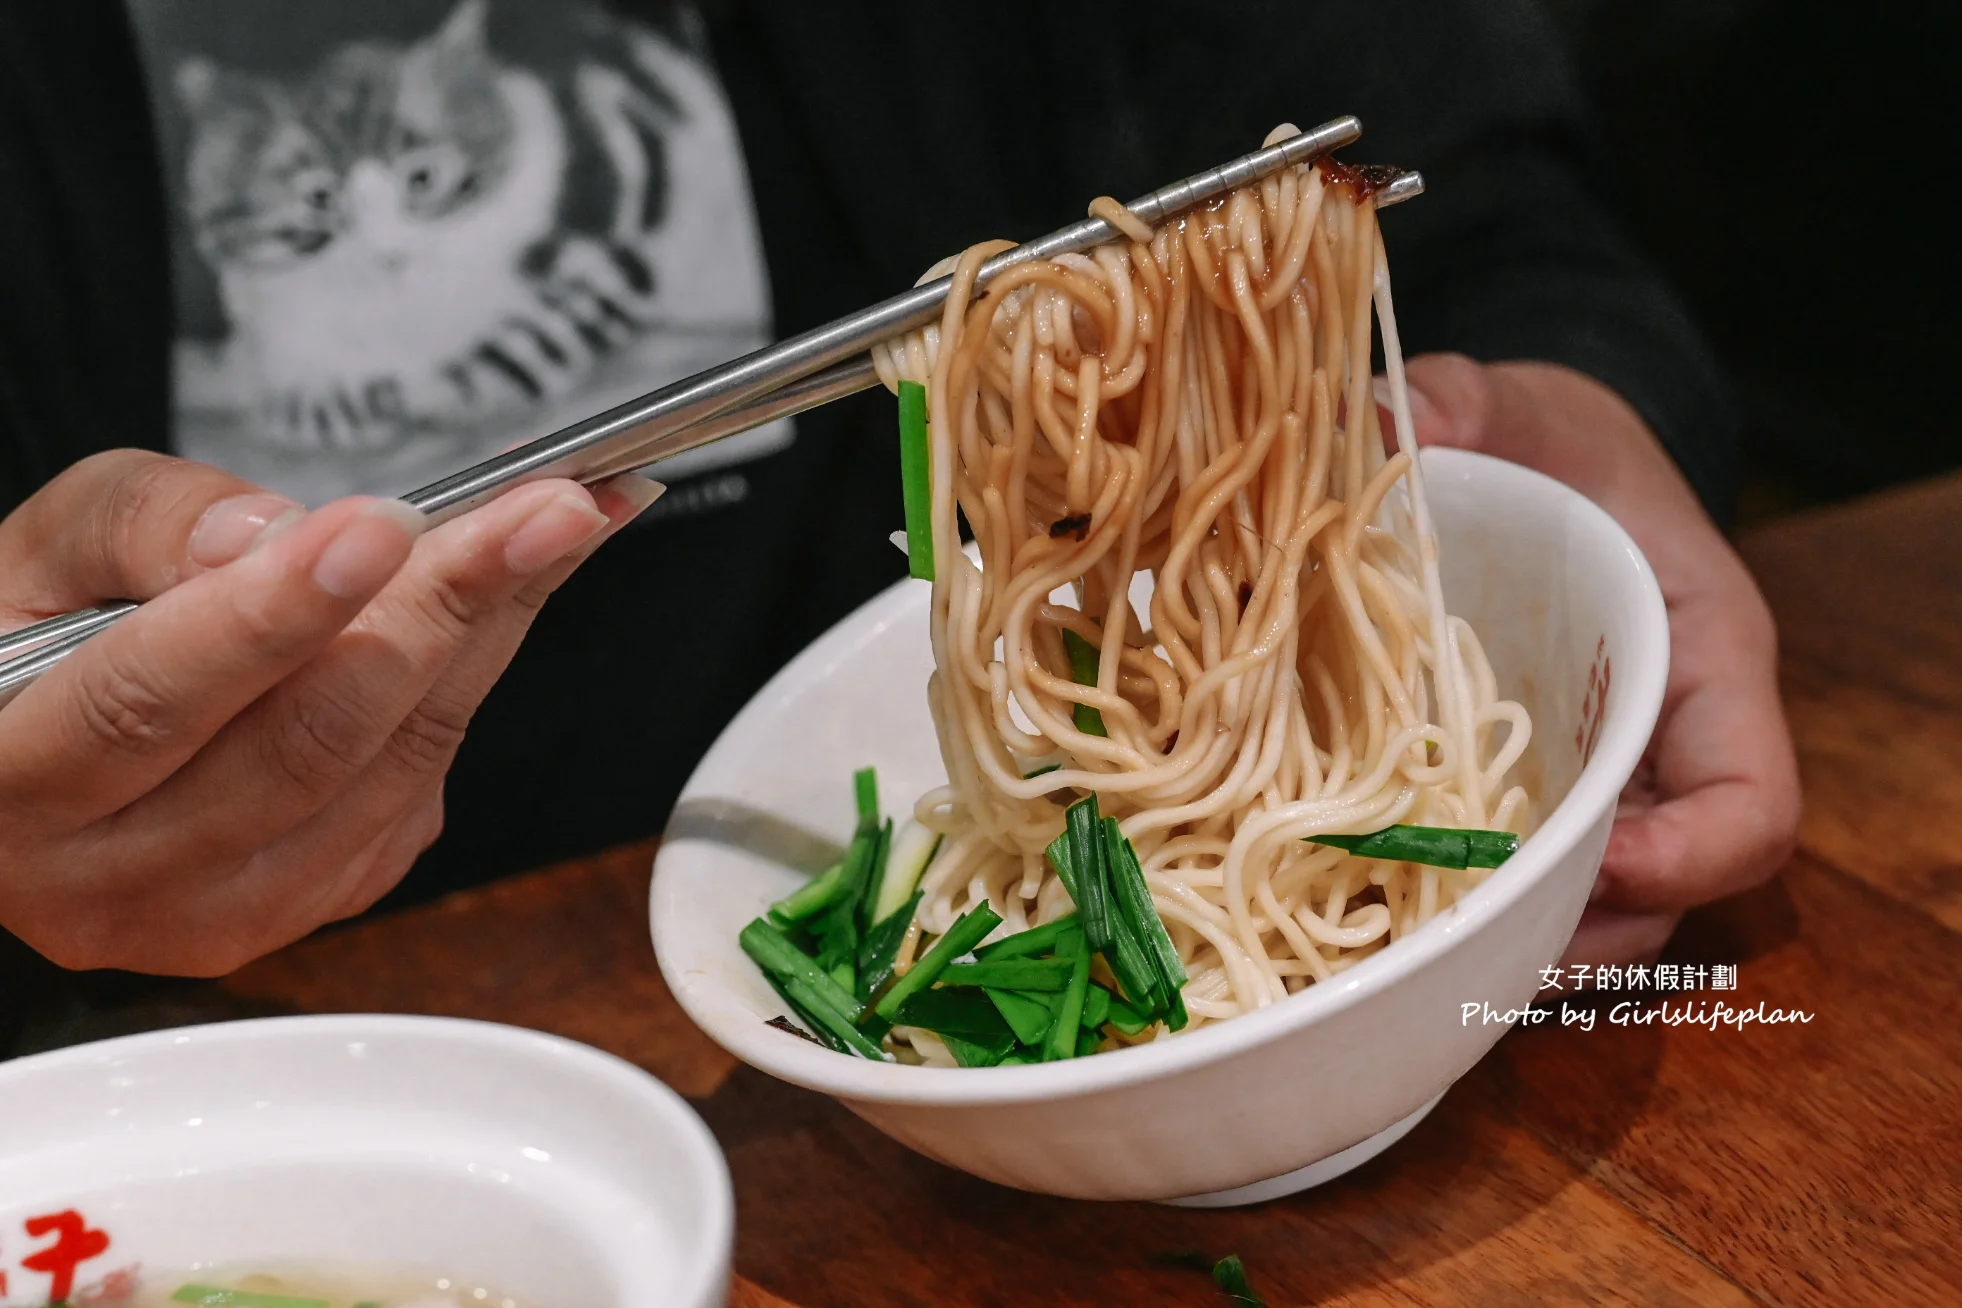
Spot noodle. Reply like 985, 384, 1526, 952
870, 139, 1533, 1037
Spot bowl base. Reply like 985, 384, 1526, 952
1157, 1092, 1444, 1208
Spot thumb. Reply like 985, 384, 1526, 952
0, 450, 299, 617
1376, 352, 1499, 454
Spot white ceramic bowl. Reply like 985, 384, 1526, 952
651, 447, 1667, 1204
0, 1015, 731, 1307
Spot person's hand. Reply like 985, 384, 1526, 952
0, 451, 660, 975
1394, 355, 1801, 968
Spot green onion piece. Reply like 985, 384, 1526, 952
897, 380, 934, 581
874, 902, 1003, 1021
815, 819, 887, 978
1080, 984, 1112, 1030
871, 820, 940, 926
938, 957, 1075, 991
1212, 1254, 1267, 1307
171, 1288, 329, 1308
1045, 829, 1079, 901
1024, 762, 1062, 778
857, 817, 895, 934
1080, 810, 1164, 1016
1306, 823, 1520, 870
766, 858, 849, 926
893, 986, 1016, 1044
984, 988, 1057, 1045
740, 917, 866, 1023
1064, 795, 1114, 953
1061, 628, 1108, 737
777, 971, 888, 1058
853, 766, 880, 831
1104, 816, 1188, 1030
1043, 932, 1092, 1061
974, 912, 1081, 961
944, 1033, 1015, 1067
762, 972, 853, 1055
856, 888, 923, 1002
1465, 830, 1522, 866
1107, 995, 1153, 1036
1076, 1026, 1102, 1057
998, 1051, 1036, 1066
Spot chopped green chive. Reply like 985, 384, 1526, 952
171, 1288, 329, 1308
938, 957, 1076, 991
897, 380, 934, 581
1212, 1254, 1267, 1306
943, 1033, 1015, 1067
1306, 823, 1520, 869
1080, 983, 1112, 1030
762, 972, 853, 1055
893, 986, 1016, 1046
775, 971, 887, 1058
853, 766, 880, 831
1061, 628, 1108, 737
856, 888, 923, 1002
1104, 815, 1188, 1030
1076, 1026, 1102, 1057
766, 857, 850, 925
875, 902, 1003, 1022
985, 988, 1058, 1045
1065, 794, 1114, 953
974, 912, 1081, 961
1107, 995, 1153, 1036
813, 819, 884, 987
1043, 932, 1092, 1061
740, 918, 866, 1024
1045, 828, 1079, 901
1024, 762, 1062, 778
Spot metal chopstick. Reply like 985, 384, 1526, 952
0, 124, 1420, 705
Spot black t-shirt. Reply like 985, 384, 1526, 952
0, 0, 1736, 905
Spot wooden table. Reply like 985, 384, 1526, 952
14, 476, 1962, 1305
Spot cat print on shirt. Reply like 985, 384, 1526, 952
135, 0, 784, 505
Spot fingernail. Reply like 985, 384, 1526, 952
189, 493, 302, 568
602, 472, 666, 519
312, 499, 424, 599
504, 491, 610, 575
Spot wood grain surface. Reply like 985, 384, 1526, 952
16, 476, 1962, 1305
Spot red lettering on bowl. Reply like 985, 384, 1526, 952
22, 1209, 111, 1303
1578, 637, 1611, 765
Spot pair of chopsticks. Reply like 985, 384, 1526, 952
0, 116, 1420, 706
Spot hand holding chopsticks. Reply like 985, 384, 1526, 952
0, 117, 1422, 705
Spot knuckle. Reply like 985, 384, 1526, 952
73, 652, 177, 755
409, 572, 493, 642
386, 696, 474, 773
271, 684, 378, 792
229, 587, 320, 664
93, 454, 190, 580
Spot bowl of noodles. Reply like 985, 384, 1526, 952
651, 155, 1668, 1204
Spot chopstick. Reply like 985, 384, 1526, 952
0, 120, 1422, 706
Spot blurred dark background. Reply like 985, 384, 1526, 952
1543, 0, 1960, 522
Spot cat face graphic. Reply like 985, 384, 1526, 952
176, 0, 516, 271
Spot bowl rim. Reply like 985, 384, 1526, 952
0, 1013, 733, 1306
651, 447, 1670, 1108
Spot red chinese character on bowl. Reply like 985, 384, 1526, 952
1575, 634, 1611, 766
20, 1209, 112, 1304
